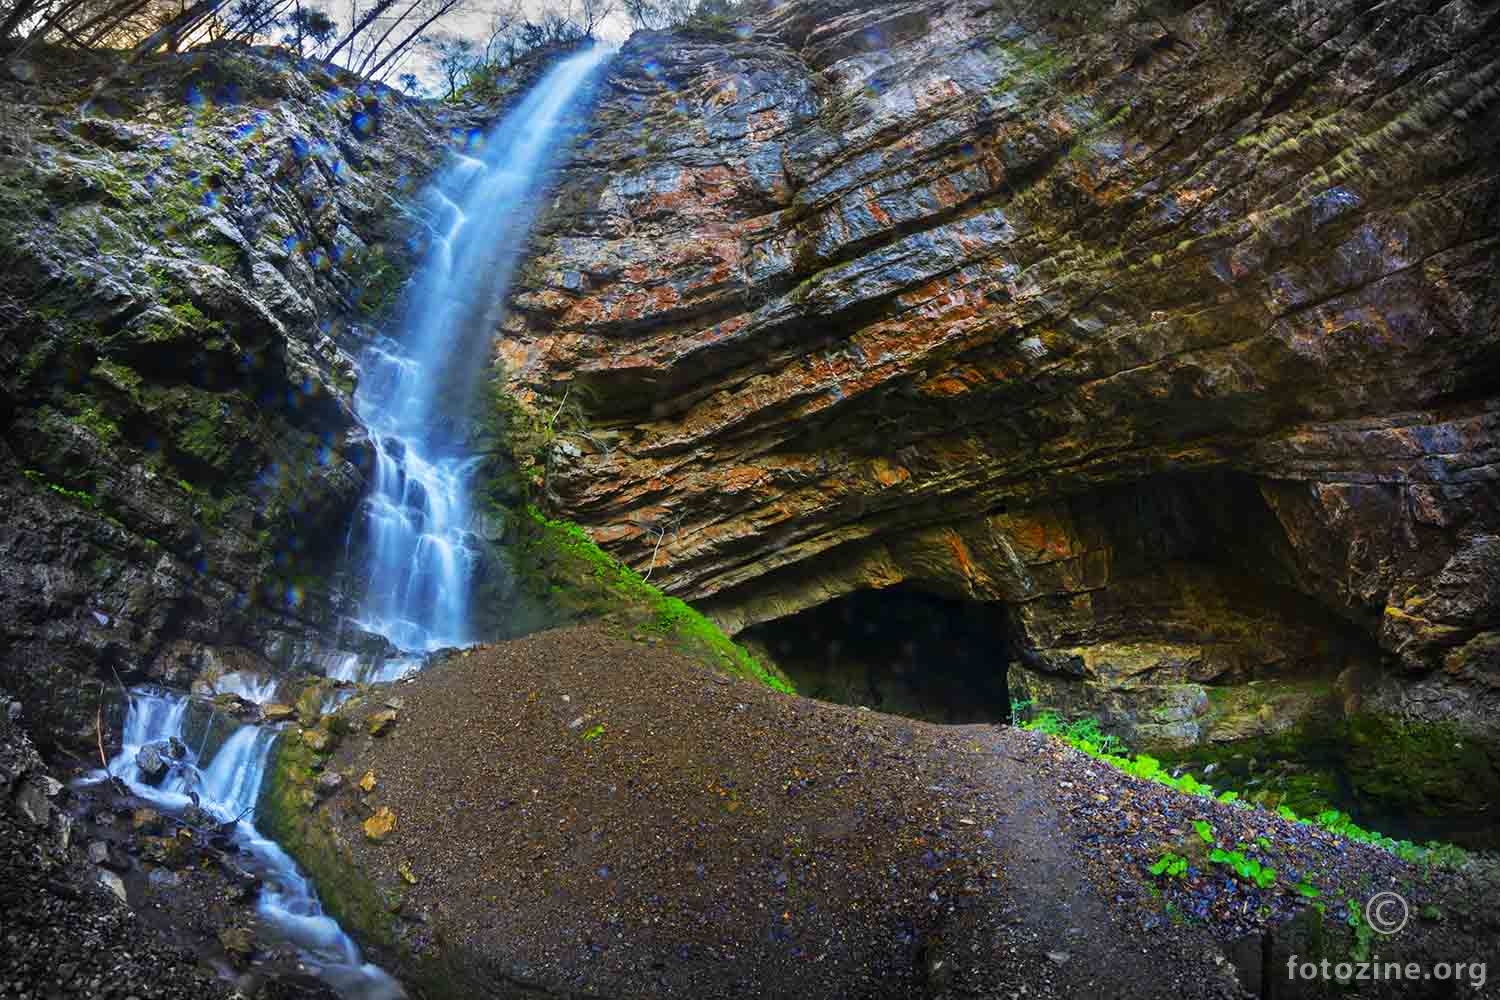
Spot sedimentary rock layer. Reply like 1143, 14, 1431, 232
501, 0, 1500, 742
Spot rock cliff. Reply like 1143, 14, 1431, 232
500, 0, 1500, 785
0, 46, 451, 748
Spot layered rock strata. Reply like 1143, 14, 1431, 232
499, 0, 1500, 765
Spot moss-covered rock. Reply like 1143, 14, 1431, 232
0, 43, 470, 747
257, 732, 399, 952
1342, 714, 1500, 818
506, 507, 794, 692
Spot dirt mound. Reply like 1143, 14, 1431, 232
269, 624, 1495, 997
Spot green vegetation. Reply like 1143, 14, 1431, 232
1346, 900, 1375, 963
523, 507, 793, 693
1208, 847, 1278, 889
1016, 708, 1469, 868
1293, 879, 1321, 899
258, 732, 399, 950
22, 469, 97, 508
355, 246, 410, 318
1149, 852, 1188, 878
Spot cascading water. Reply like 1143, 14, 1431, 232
213, 671, 280, 705
80, 48, 614, 1000
351, 45, 613, 655
98, 690, 402, 998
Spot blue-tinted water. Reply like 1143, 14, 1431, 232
352, 46, 613, 655
83, 47, 614, 999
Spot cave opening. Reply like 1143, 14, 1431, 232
740, 583, 1012, 724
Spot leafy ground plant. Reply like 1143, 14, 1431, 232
1209, 847, 1278, 889
1016, 710, 1468, 868
1150, 852, 1189, 878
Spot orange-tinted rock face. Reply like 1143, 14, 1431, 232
499, 0, 1500, 743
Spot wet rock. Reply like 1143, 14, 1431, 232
1, 696, 235, 997
301, 728, 332, 752
0, 46, 454, 758
217, 925, 255, 957
315, 770, 345, 797
202, 850, 262, 903
134, 738, 186, 786
148, 868, 182, 890
181, 803, 216, 830
140, 834, 192, 868
87, 839, 130, 871
130, 807, 164, 834
263, 704, 298, 724
97, 869, 128, 904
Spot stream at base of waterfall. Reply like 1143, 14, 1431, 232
77, 45, 614, 998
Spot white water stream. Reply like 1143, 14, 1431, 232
81, 46, 613, 998
351, 45, 613, 655
98, 689, 403, 997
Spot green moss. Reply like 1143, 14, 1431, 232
60, 395, 121, 444
1020, 710, 1468, 867
986, 37, 1070, 94
355, 246, 410, 318
168, 299, 217, 330
1158, 724, 1346, 819
22, 468, 97, 509
1342, 714, 1500, 817
258, 733, 400, 950
522, 507, 795, 694
198, 241, 241, 271
91, 359, 144, 395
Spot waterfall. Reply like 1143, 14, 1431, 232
213, 671, 279, 705
75, 49, 615, 1000
352, 45, 613, 654
97, 690, 402, 998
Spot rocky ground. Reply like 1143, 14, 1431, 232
0, 694, 239, 999
271, 624, 1500, 998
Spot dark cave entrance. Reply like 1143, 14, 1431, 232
740, 584, 1012, 724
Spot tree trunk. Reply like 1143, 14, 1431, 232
352, 0, 421, 76
364, 0, 456, 80
126, 0, 227, 57
0, 0, 43, 43
322, 0, 395, 67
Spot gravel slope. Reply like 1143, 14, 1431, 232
298, 625, 1500, 998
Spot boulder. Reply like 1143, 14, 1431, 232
362, 806, 396, 842
134, 739, 185, 786
366, 709, 398, 737
14, 773, 62, 827
315, 770, 345, 797
96, 870, 128, 905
